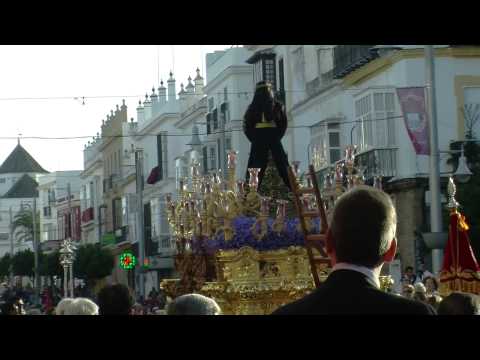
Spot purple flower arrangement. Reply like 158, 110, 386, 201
191, 216, 321, 255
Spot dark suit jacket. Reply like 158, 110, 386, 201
272, 269, 436, 315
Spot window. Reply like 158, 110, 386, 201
329, 132, 340, 147
112, 198, 122, 230
355, 94, 372, 150
122, 196, 128, 228
157, 132, 168, 180
159, 200, 170, 249
212, 109, 218, 130
0, 178, 4, 184
209, 147, 217, 170
99, 206, 107, 236
206, 113, 212, 135
356, 91, 396, 149
202, 146, 208, 174
226, 137, 232, 151
217, 138, 222, 169
311, 120, 341, 165
464, 87, 480, 137
264, 58, 276, 89
292, 47, 305, 104
89, 181, 95, 208
278, 58, 285, 101
208, 97, 214, 112
224, 87, 228, 102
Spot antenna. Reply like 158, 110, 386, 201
170, 45, 175, 74
157, 45, 160, 86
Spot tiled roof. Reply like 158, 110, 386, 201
0, 144, 49, 174
1, 174, 39, 198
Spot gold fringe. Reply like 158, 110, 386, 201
439, 278, 480, 296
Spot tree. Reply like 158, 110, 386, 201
39, 251, 63, 284
11, 209, 40, 244
447, 136, 480, 259
11, 249, 35, 277
73, 244, 114, 287
0, 253, 12, 279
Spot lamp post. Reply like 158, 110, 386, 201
135, 148, 146, 300
59, 238, 76, 298
425, 45, 444, 276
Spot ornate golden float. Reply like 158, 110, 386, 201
160, 147, 393, 314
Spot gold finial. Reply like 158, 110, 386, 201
447, 176, 459, 210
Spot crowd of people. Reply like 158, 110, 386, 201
1, 186, 479, 316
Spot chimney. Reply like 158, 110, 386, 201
136, 100, 145, 124
158, 80, 167, 106
194, 68, 204, 95
150, 87, 159, 117
120, 99, 128, 122
167, 72, 176, 103
143, 94, 152, 121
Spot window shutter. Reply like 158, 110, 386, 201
202, 146, 208, 174
157, 135, 163, 181
206, 113, 211, 135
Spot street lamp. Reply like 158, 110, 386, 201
59, 238, 76, 298
453, 144, 473, 184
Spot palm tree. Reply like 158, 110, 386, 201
12, 209, 40, 244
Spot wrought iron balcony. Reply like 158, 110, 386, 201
315, 147, 397, 189
333, 45, 378, 79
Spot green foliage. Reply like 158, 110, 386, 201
12, 209, 40, 243
11, 249, 35, 277
448, 138, 480, 259
73, 244, 114, 281
39, 251, 63, 278
0, 253, 12, 278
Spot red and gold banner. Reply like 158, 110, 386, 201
439, 210, 480, 295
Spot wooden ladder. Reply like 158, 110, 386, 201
288, 164, 331, 288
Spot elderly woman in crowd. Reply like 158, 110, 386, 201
55, 298, 75, 315
64, 298, 99, 315
167, 294, 221, 315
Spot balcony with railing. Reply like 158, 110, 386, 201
333, 45, 378, 79
315, 147, 398, 189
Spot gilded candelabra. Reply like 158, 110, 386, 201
165, 151, 291, 252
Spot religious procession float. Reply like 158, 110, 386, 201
160, 146, 394, 314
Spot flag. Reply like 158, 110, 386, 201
439, 210, 480, 295
147, 166, 161, 184
396, 87, 430, 155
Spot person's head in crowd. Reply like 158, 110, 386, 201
402, 284, 415, 299
413, 291, 428, 304
414, 282, 427, 294
404, 266, 414, 278
97, 284, 133, 315
55, 298, 75, 315
64, 298, 99, 315
1, 300, 18, 315
437, 292, 480, 315
424, 276, 438, 294
167, 293, 222, 315
427, 294, 443, 310
13, 297, 26, 315
131, 303, 145, 315
326, 186, 397, 270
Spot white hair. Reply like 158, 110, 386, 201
167, 294, 221, 315
64, 298, 99, 315
55, 298, 75, 315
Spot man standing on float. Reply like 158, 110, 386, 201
243, 81, 291, 191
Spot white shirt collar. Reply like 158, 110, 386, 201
332, 262, 381, 289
